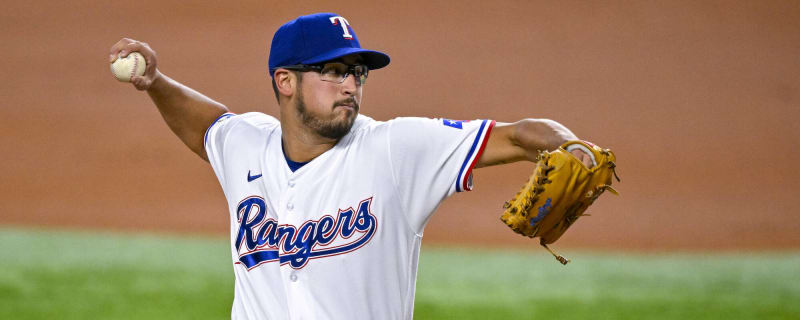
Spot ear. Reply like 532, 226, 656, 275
273, 69, 297, 98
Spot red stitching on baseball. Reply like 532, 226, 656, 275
129, 53, 139, 81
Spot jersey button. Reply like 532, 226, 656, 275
289, 273, 298, 282
287, 203, 294, 210
288, 180, 295, 188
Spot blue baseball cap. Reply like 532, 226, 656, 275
268, 13, 390, 76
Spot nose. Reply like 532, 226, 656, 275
340, 73, 358, 96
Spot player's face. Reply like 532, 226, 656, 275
294, 55, 364, 140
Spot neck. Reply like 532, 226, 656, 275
280, 117, 339, 163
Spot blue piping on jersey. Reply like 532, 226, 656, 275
203, 113, 235, 147
455, 120, 487, 192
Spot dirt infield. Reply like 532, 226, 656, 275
1, 1, 798, 251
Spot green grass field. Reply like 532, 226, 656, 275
1, 228, 798, 319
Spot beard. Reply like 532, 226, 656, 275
295, 87, 360, 140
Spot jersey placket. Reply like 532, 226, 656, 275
278, 173, 300, 286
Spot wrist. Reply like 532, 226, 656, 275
145, 70, 168, 93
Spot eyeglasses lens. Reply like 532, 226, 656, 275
318, 63, 368, 85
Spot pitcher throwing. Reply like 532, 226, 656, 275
109, 12, 613, 320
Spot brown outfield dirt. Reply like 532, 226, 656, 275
1, 1, 799, 251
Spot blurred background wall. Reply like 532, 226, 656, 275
1, 0, 798, 251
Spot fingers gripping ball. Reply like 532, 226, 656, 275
110, 52, 146, 82
500, 141, 620, 265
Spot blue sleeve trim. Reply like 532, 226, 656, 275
203, 113, 235, 147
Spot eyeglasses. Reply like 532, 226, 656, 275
280, 62, 369, 85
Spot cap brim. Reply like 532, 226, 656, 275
303, 47, 390, 70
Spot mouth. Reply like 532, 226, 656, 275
334, 100, 359, 112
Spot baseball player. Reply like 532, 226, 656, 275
110, 12, 593, 320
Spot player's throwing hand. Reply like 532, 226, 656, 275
109, 38, 159, 90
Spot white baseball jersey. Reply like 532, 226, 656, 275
204, 112, 495, 320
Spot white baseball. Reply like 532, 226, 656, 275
110, 52, 146, 82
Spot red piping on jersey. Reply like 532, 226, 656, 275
461, 120, 496, 191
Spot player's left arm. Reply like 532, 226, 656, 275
475, 119, 593, 168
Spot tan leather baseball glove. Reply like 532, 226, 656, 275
500, 141, 619, 265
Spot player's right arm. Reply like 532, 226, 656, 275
109, 38, 229, 161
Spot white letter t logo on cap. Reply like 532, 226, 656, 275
329, 16, 353, 39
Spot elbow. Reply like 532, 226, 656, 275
513, 118, 577, 152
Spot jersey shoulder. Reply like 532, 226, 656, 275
349, 114, 441, 133
206, 112, 280, 153
225, 112, 280, 138
230, 112, 280, 130
347, 116, 439, 144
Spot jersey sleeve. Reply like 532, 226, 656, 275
386, 117, 495, 233
204, 112, 237, 186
